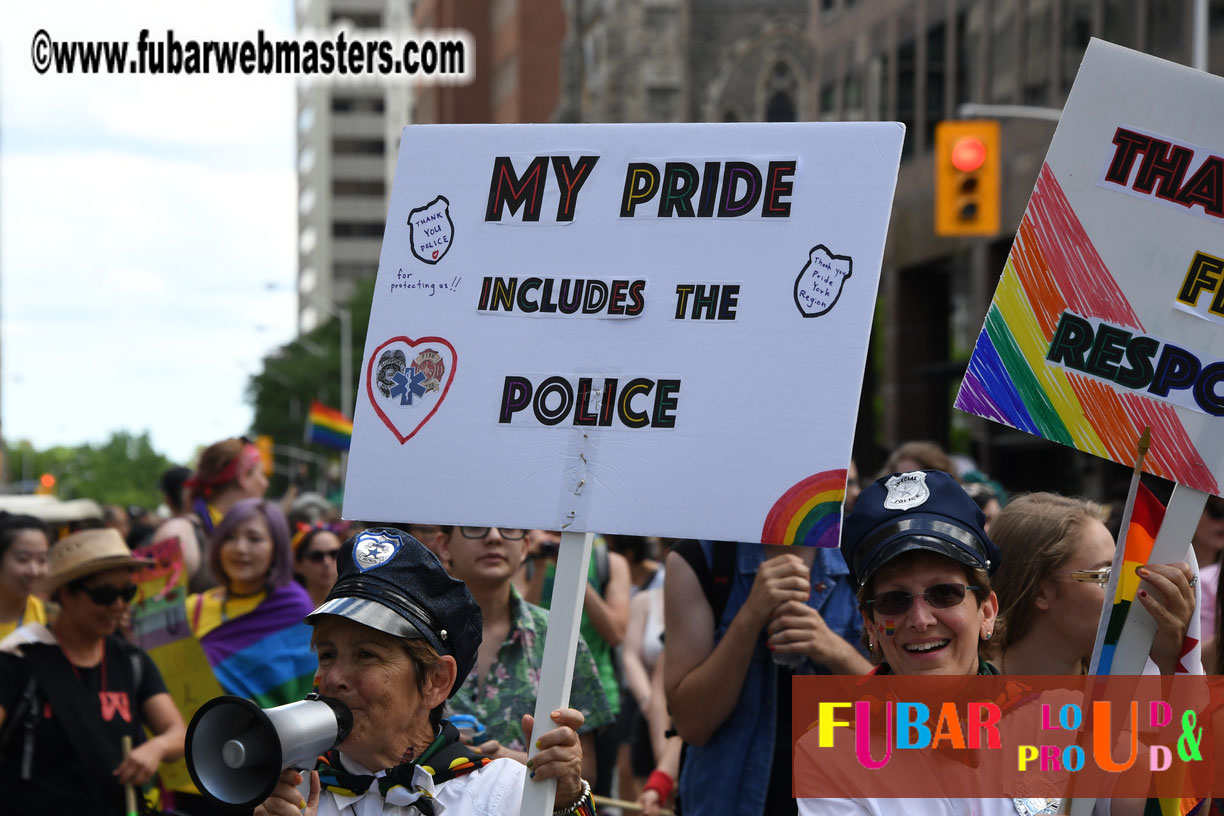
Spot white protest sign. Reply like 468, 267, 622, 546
344, 123, 903, 544
954, 40, 1224, 497
947, 41, 1222, 814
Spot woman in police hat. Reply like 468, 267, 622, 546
796, 470, 1007, 815
254, 527, 593, 816
0, 528, 186, 814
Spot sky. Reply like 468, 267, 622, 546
1, 1, 301, 465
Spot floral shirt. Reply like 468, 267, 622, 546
446, 587, 613, 751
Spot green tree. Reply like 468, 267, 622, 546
247, 277, 374, 493
4, 431, 175, 509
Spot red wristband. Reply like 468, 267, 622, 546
643, 769, 675, 802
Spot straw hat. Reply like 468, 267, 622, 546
40, 528, 153, 594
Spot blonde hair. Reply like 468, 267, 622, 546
990, 492, 1106, 651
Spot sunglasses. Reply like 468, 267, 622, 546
1206, 500, 1224, 521
304, 549, 339, 564
866, 583, 979, 616
460, 527, 526, 540
81, 583, 139, 606
1065, 567, 1111, 585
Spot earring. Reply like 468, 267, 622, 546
983, 631, 993, 641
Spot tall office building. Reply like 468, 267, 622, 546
296, 0, 566, 338
296, 0, 410, 333
412, 0, 565, 125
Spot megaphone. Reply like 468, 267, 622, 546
185, 693, 353, 810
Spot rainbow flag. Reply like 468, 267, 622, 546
1096, 482, 1166, 675
198, 583, 318, 708
306, 400, 353, 450
1085, 485, 1205, 816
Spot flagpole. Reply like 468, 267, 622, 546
339, 307, 352, 492
1069, 428, 1152, 816
1071, 430, 1213, 816
1085, 426, 1150, 676
1111, 426, 1150, 570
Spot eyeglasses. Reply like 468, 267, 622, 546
81, 583, 139, 606
304, 550, 339, 564
460, 527, 526, 540
1064, 567, 1111, 585
866, 583, 979, 616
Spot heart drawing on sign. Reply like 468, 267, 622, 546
365, 335, 458, 444
432, 250, 439, 260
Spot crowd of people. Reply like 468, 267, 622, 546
0, 435, 1221, 815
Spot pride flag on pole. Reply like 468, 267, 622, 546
1088, 482, 1205, 816
1096, 482, 1167, 675
305, 400, 353, 450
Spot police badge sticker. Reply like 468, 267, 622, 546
353, 529, 405, 572
365, 335, 458, 444
794, 244, 853, 318
408, 195, 454, 265
883, 471, 931, 510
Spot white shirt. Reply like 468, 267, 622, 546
314, 755, 525, 816
798, 797, 1114, 816
799, 797, 1050, 816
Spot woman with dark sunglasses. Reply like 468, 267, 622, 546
0, 528, 185, 814
292, 525, 343, 608
797, 470, 1007, 814
799, 475, 1192, 815
991, 493, 1195, 677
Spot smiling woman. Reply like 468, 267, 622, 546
188, 498, 316, 708
797, 470, 1011, 816
0, 514, 50, 640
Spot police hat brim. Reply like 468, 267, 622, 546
853, 517, 994, 587
307, 596, 427, 641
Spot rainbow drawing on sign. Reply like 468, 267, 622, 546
760, 469, 846, 546
954, 163, 1219, 495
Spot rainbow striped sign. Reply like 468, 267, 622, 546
955, 40, 1224, 496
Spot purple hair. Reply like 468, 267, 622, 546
209, 498, 294, 590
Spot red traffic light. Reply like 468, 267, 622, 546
950, 136, 988, 172
39, 473, 56, 489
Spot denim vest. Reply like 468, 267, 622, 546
677, 542, 861, 816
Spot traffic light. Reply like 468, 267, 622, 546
935, 120, 1000, 236
36, 473, 56, 495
